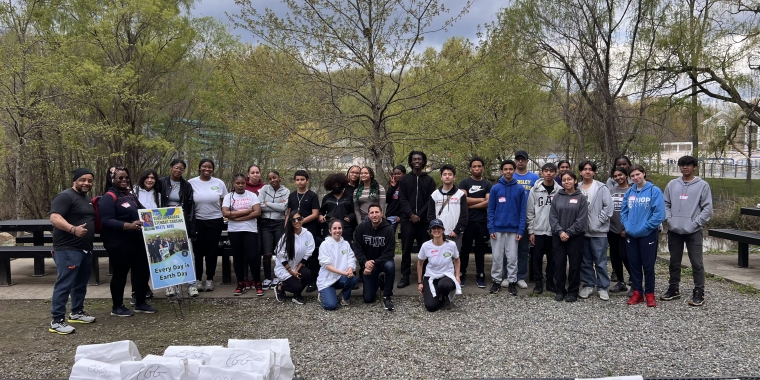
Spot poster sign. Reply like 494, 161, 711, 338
139, 207, 195, 289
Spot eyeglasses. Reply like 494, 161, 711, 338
291, 217, 304, 223
117, 176, 130, 180
172, 166, 185, 171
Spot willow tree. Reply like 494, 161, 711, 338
230, 0, 474, 181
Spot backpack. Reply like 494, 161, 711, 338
92, 191, 117, 234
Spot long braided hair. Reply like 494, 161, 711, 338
355, 166, 380, 204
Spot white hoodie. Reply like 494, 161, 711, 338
316, 236, 356, 291
274, 230, 315, 281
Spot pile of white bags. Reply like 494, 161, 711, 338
69, 339, 294, 380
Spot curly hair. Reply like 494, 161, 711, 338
323, 173, 349, 191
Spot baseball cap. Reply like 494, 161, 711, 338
429, 219, 445, 230
515, 150, 529, 160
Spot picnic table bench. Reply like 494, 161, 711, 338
707, 207, 760, 268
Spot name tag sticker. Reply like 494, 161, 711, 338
499, 196, 506, 203
569, 198, 578, 204
680, 194, 689, 200
121, 202, 131, 208
629, 196, 636, 201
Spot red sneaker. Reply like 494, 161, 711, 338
234, 282, 245, 296
627, 290, 644, 305
256, 282, 264, 296
245, 279, 252, 290
645, 292, 657, 307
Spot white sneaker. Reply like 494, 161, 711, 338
165, 286, 176, 297
49, 319, 75, 334
598, 289, 609, 301
262, 279, 272, 290
272, 278, 281, 287
196, 281, 205, 292
340, 299, 350, 306
579, 286, 595, 299
205, 280, 214, 292
188, 285, 199, 297
517, 280, 528, 289
68, 310, 96, 324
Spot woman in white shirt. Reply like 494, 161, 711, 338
188, 159, 227, 296
416, 219, 462, 312
222, 174, 262, 296
134, 169, 160, 209
317, 219, 358, 310
274, 211, 315, 305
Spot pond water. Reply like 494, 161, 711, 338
656, 233, 737, 253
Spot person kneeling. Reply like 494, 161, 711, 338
317, 219, 359, 310
417, 219, 462, 312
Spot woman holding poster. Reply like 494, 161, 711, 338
222, 174, 262, 296
100, 166, 157, 316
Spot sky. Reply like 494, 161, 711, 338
190, 0, 509, 50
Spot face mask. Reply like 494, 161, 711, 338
332, 187, 344, 194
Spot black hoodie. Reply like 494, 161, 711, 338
398, 171, 437, 222
353, 219, 396, 267
550, 188, 588, 237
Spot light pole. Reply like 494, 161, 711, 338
747, 54, 759, 195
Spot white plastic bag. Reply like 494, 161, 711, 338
69, 358, 121, 380
228, 339, 293, 380
208, 347, 271, 379
74, 340, 142, 364
196, 366, 264, 380
163, 346, 221, 362
144, 354, 203, 380
119, 360, 186, 380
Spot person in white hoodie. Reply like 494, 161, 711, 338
577, 161, 613, 301
527, 163, 559, 295
426, 164, 468, 253
661, 155, 713, 306
273, 211, 315, 305
416, 219, 462, 312
317, 219, 358, 310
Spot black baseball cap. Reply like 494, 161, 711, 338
515, 150, 529, 160
429, 219, 445, 230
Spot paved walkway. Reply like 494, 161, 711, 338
2, 253, 758, 300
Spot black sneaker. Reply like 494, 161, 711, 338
305, 283, 317, 293
609, 281, 628, 293
275, 284, 285, 302
545, 279, 556, 293
145, 290, 154, 299
397, 276, 410, 289
135, 303, 157, 314
382, 297, 394, 311
476, 273, 486, 288
627, 288, 634, 298
460, 273, 466, 287
129, 293, 136, 306
533, 281, 543, 294
661, 287, 681, 301
291, 296, 305, 305
554, 293, 566, 302
489, 283, 501, 294
508, 282, 518, 296
565, 293, 578, 302
689, 288, 704, 306
610, 273, 619, 283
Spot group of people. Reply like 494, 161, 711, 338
47, 150, 713, 334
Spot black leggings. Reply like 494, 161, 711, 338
608, 231, 631, 283
281, 267, 312, 296
229, 231, 260, 284
422, 276, 456, 312
106, 237, 150, 309
194, 218, 224, 281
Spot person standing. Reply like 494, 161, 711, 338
661, 155, 713, 306
555, 160, 571, 183
578, 161, 613, 301
188, 159, 227, 295
353, 204, 396, 311
245, 164, 264, 194
354, 166, 386, 223
605, 156, 633, 189
458, 157, 492, 288
417, 219, 462, 312
48, 168, 97, 334
550, 172, 589, 302
527, 163, 559, 295
222, 174, 262, 296
487, 160, 527, 296
426, 164, 467, 255
621, 164, 666, 307
608, 166, 632, 294
259, 170, 290, 290
385, 165, 407, 234
317, 219, 359, 310
512, 150, 539, 289
397, 151, 437, 288
319, 173, 356, 242
286, 170, 321, 292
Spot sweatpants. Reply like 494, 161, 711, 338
422, 276, 456, 312
229, 231, 260, 284
490, 232, 518, 284
106, 238, 150, 309
608, 231, 631, 283
194, 218, 224, 282
553, 234, 583, 296
627, 229, 658, 294
400, 220, 430, 278
460, 220, 488, 277
51, 249, 92, 320
532, 234, 554, 283
281, 267, 311, 296
668, 229, 705, 290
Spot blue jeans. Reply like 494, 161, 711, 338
51, 249, 92, 320
581, 236, 610, 289
362, 260, 395, 302
319, 275, 359, 310
505, 233, 531, 281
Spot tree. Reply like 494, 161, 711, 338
230, 0, 474, 181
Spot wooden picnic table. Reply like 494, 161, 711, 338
0, 219, 54, 277
740, 207, 760, 217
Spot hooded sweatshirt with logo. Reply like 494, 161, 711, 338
550, 188, 588, 237
621, 181, 666, 238
353, 219, 396, 267
527, 180, 559, 236
487, 176, 527, 234
427, 187, 468, 236
663, 176, 713, 234
583, 180, 613, 237
317, 236, 357, 291
398, 171, 437, 222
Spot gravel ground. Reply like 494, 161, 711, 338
1, 269, 759, 380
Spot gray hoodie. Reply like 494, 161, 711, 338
527, 180, 559, 236
583, 180, 613, 237
664, 176, 713, 234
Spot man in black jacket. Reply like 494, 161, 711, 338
354, 204, 396, 311
397, 150, 437, 288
